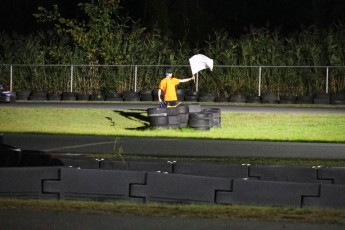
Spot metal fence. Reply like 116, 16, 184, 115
1, 64, 345, 96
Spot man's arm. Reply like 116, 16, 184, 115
179, 75, 195, 83
158, 89, 162, 102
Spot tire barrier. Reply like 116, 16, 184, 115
177, 105, 189, 128
188, 112, 211, 130
261, 93, 279, 104
246, 96, 261, 103
89, 94, 104, 101
105, 91, 123, 101
1, 163, 345, 208
230, 94, 247, 103
140, 90, 153, 101
123, 91, 140, 101
331, 93, 345, 105
29, 91, 47, 101
279, 95, 297, 104
16, 90, 30, 100
47, 93, 61, 101
76, 93, 90, 101
61, 92, 77, 101
147, 108, 169, 129
11, 88, 345, 104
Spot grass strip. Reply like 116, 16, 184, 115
0, 107, 344, 142
1, 198, 345, 225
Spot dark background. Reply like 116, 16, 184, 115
1, 0, 345, 43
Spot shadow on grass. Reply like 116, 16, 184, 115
105, 109, 150, 130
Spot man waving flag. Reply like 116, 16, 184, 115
189, 54, 214, 75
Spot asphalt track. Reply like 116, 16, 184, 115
1, 101, 345, 159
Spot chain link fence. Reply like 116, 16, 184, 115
1, 64, 345, 96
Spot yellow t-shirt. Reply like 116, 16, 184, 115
159, 77, 180, 101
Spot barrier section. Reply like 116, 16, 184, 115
0, 167, 60, 199
249, 165, 320, 183
100, 160, 173, 173
130, 172, 232, 203
173, 162, 248, 178
317, 167, 345, 184
43, 168, 146, 201
216, 179, 319, 207
303, 184, 345, 208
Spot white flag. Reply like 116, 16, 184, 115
189, 54, 214, 75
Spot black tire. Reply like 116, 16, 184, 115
177, 104, 189, 114
331, 93, 345, 101
313, 98, 330, 104
29, 91, 47, 101
16, 90, 30, 100
247, 96, 261, 103
140, 90, 153, 101
188, 118, 210, 130
296, 96, 313, 104
47, 93, 61, 101
184, 95, 198, 102
147, 108, 167, 116
167, 107, 179, 116
105, 97, 123, 101
90, 94, 104, 101
215, 96, 229, 102
279, 100, 296, 104
62, 92, 77, 101
77, 93, 90, 101
230, 94, 247, 103
198, 96, 215, 102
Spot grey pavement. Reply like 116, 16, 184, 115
2, 133, 345, 159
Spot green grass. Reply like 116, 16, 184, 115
1, 198, 345, 225
0, 107, 344, 142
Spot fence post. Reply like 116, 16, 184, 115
70, 65, 74, 92
326, 66, 329, 94
10, 65, 13, 91
134, 65, 138, 92
196, 72, 199, 92
258, 66, 262, 96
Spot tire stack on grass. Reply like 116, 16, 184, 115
177, 104, 189, 128
77, 93, 90, 101
188, 112, 211, 130
147, 108, 169, 129
296, 95, 313, 104
167, 107, 180, 129
202, 108, 221, 128
89, 94, 104, 101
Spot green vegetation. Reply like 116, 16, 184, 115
1, 106, 344, 143
1, 198, 345, 225
0, 0, 345, 95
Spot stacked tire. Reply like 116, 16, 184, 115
188, 108, 222, 130
177, 105, 189, 128
105, 91, 123, 101
123, 91, 140, 101
147, 108, 169, 129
